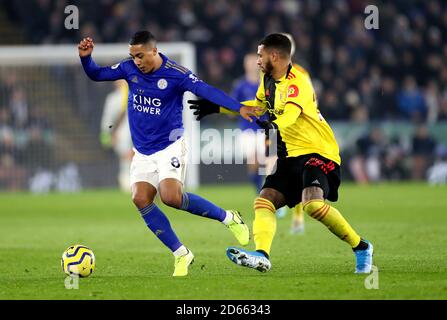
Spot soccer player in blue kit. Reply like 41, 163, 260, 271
79, 31, 257, 276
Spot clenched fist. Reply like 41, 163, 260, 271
78, 37, 94, 57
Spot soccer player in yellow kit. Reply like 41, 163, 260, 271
190, 33, 373, 274
275, 33, 307, 234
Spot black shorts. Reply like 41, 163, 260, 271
262, 153, 341, 208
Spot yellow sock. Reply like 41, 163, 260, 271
253, 197, 277, 255
293, 202, 304, 222
303, 200, 361, 248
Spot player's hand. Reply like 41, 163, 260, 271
78, 37, 94, 57
188, 99, 220, 120
239, 105, 259, 123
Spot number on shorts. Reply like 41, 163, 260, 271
171, 157, 180, 168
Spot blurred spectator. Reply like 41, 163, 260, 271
411, 125, 437, 180
349, 127, 386, 184
373, 77, 399, 120
0, 71, 56, 190
397, 76, 427, 122
427, 145, 447, 185
23, 125, 55, 172
320, 89, 348, 120
10, 88, 29, 128
437, 93, 447, 121
424, 80, 441, 123
382, 136, 409, 181
0, 153, 27, 190
0, 127, 27, 190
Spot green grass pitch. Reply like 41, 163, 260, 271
0, 183, 446, 299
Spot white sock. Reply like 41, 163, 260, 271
222, 210, 233, 226
173, 245, 188, 257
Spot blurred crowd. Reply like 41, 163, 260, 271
2, 0, 447, 123
1, 0, 447, 189
0, 72, 55, 190
346, 125, 447, 184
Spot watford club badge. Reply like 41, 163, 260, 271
287, 85, 299, 98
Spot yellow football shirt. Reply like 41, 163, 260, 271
255, 64, 341, 164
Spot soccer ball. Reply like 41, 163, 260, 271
61, 245, 95, 277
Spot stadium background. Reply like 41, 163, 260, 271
0, 0, 446, 190
1, 0, 447, 301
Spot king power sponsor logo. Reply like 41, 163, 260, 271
132, 94, 162, 115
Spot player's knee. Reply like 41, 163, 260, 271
160, 192, 182, 209
131, 182, 157, 209
253, 197, 276, 213
302, 186, 324, 203
259, 188, 284, 209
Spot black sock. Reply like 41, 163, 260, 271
353, 239, 369, 251
256, 250, 269, 259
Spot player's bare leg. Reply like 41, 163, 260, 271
301, 186, 373, 273
158, 178, 183, 209
159, 178, 249, 246
131, 181, 157, 209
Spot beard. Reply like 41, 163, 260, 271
263, 60, 274, 75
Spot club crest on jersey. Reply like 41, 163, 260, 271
287, 85, 299, 98
188, 74, 200, 83
157, 78, 168, 90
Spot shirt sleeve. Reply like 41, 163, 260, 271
272, 103, 301, 130
217, 98, 266, 116
179, 72, 242, 112
80, 55, 127, 81
283, 79, 309, 112
272, 79, 308, 130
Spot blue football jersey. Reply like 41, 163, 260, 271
81, 53, 242, 155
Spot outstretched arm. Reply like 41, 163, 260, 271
79, 37, 126, 81
189, 99, 265, 120
181, 73, 259, 121
181, 74, 241, 111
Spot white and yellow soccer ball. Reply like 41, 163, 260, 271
61, 245, 95, 277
